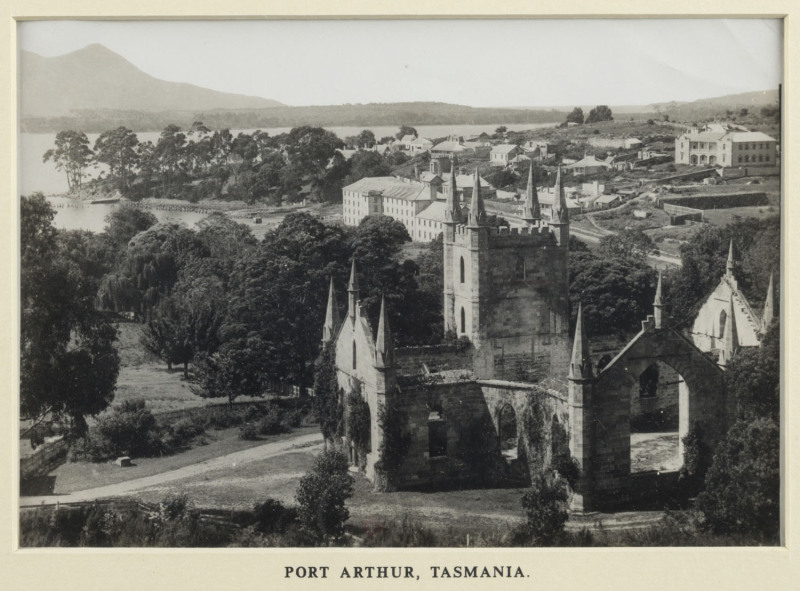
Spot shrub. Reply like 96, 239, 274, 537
69, 399, 164, 461
257, 407, 287, 436
251, 499, 299, 535
239, 423, 259, 440
519, 472, 570, 546
695, 418, 779, 542
295, 449, 354, 544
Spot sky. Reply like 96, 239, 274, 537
18, 19, 783, 108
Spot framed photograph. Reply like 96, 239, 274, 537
4, 3, 797, 591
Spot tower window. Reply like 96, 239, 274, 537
460, 307, 466, 334
352, 341, 357, 370
719, 309, 727, 339
460, 257, 465, 283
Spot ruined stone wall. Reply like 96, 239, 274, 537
394, 345, 472, 376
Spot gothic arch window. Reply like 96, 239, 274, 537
428, 410, 447, 457
352, 341, 357, 370
719, 309, 727, 339
460, 307, 466, 334
460, 256, 465, 283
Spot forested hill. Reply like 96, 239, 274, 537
21, 102, 567, 134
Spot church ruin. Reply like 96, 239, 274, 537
321, 165, 773, 511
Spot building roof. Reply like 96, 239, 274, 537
727, 131, 777, 143
343, 177, 433, 202
409, 137, 433, 146
416, 200, 448, 222
594, 194, 621, 204
419, 171, 441, 183
399, 134, 416, 143
566, 155, 612, 169
491, 144, 521, 155
431, 141, 468, 153
441, 174, 494, 190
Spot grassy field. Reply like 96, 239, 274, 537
37, 426, 318, 496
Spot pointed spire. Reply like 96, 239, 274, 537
719, 293, 739, 367
725, 239, 735, 278
569, 302, 593, 380
445, 158, 462, 223
762, 272, 775, 330
347, 259, 359, 322
551, 166, 569, 225
348, 258, 359, 292
653, 272, 664, 329
375, 294, 394, 368
322, 277, 340, 344
467, 169, 486, 227
522, 164, 541, 224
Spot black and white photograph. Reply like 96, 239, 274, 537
15, 16, 785, 557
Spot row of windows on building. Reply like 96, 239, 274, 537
682, 141, 771, 151
680, 153, 771, 164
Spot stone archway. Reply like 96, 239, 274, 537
497, 403, 519, 461
570, 320, 728, 510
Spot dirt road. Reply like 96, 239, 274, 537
20, 432, 323, 507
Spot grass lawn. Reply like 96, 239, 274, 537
45, 425, 319, 495
702, 206, 780, 226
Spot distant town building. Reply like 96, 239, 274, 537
342, 176, 437, 229
564, 155, 612, 176
675, 123, 777, 167
587, 137, 643, 150
489, 143, 524, 166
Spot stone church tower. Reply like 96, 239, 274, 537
442, 166, 571, 381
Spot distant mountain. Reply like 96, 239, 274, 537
20, 43, 283, 118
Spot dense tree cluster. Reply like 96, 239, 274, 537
585, 105, 614, 124
45, 124, 424, 205
21, 194, 120, 436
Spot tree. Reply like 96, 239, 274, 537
395, 125, 417, 140
565, 107, 584, 125
356, 129, 376, 148
285, 126, 344, 178
93, 126, 140, 192
586, 105, 613, 124
569, 250, 657, 337
104, 207, 158, 249
344, 151, 391, 186
695, 417, 779, 542
152, 124, 188, 195
141, 274, 225, 377
495, 125, 508, 137
597, 229, 657, 262
345, 384, 371, 467
43, 130, 93, 193
519, 473, 570, 545
295, 449, 354, 544
725, 321, 779, 421
21, 194, 119, 436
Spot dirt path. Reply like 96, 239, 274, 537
20, 432, 323, 507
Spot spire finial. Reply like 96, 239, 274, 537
468, 168, 486, 227
445, 157, 462, 223
569, 302, 593, 380
726, 239, 735, 278
551, 166, 568, 225
322, 276, 340, 344
375, 294, 393, 368
522, 164, 541, 224
762, 271, 775, 330
653, 272, 664, 329
348, 259, 359, 292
